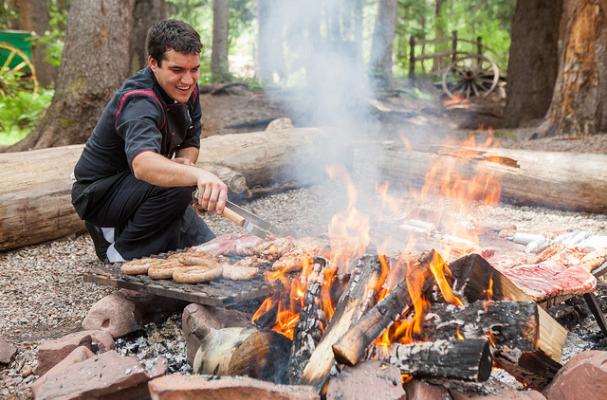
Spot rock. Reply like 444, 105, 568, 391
148, 374, 319, 400
32, 346, 95, 398
34, 350, 166, 400
82, 292, 141, 338
182, 303, 252, 363
0, 335, 17, 364
326, 361, 405, 400
543, 350, 607, 400
452, 389, 546, 399
405, 380, 451, 400
35, 330, 113, 375
36, 333, 92, 376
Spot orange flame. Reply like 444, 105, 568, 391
483, 274, 494, 312
428, 251, 463, 306
455, 327, 465, 340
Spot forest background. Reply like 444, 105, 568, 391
0, 0, 516, 146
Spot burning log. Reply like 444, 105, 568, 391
450, 254, 567, 389
299, 255, 384, 390
287, 257, 328, 384
331, 280, 412, 367
388, 338, 493, 382
192, 327, 291, 384
422, 301, 539, 351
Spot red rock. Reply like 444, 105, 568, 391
82, 292, 141, 338
32, 346, 95, 398
148, 374, 319, 400
34, 350, 167, 400
543, 350, 607, 400
326, 361, 405, 400
452, 389, 546, 399
405, 380, 450, 400
182, 303, 252, 363
36, 333, 92, 375
0, 335, 17, 364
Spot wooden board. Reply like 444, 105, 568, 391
84, 262, 272, 307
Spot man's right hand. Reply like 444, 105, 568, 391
195, 170, 228, 213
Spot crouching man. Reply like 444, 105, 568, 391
71, 19, 226, 262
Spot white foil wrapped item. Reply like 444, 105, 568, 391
525, 238, 553, 254
578, 235, 607, 252
512, 232, 546, 245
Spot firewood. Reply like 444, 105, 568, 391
299, 255, 384, 390
332, 280, 412, 367
288, 257, 328, 384
449, 253, 567, 389
422, 300, 539, 351
192, 327, 291, 384
388, 338, 493, 382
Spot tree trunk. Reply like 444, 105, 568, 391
130, 0, 167, 75
432, 0, 447, 73
15, 0, 55, 87
504, 0, 562, 127
540, 0, 607, 136
211, 0, 230, 82
8, 0, 136, 151
370, 0, 397, 89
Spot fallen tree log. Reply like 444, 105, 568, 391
388, 338, 493, 382
379, 144, 607, 213
0, 127, 341, 251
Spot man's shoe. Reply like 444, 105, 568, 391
84, 221, 110, 262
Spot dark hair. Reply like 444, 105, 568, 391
146, 19, 202, 66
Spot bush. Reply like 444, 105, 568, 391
0, 89, 53, 145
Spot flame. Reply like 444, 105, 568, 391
455, 327, 465, 340
428, 251, 463, 306
483, 274, 494, 311
326, 164, 371, 273
487, 330, 497, 347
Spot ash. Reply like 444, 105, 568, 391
113, 313, 192, 374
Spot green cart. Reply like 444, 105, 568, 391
0, 29, 39, 93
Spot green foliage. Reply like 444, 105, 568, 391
0, 88, 53, 145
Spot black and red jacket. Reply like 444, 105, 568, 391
74, 66, 201, 183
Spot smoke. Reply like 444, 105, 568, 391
258, 0, 387, 215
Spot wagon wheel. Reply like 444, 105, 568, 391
442, 54, 499, 99
0, 43, 39, 94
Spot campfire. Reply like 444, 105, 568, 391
37, 132, 607, 399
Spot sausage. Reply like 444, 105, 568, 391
147, 260, 185, 280
173, 265, 223, 283
120, 258, 163, 275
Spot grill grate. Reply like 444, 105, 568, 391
84, 259, 272, 307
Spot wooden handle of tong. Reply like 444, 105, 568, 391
222, 205, 246, 227
193, 188, 245, 227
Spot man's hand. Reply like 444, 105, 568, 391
195, 170, 228, 213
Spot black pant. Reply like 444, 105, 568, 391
71, 172, 215, 260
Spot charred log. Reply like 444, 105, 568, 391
192, 326, 290, 384
388, 338, 493, 382
287, 257, 328, 384
449, 253, 567, 389
299, 255, 384, 390
332, 279, 412, 367
422, 301, 539, 351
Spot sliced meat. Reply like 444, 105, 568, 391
254, 237, 295, 261
192, 234, 263, 256
221, 263, 259, 280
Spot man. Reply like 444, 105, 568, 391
71, 20, 227, 263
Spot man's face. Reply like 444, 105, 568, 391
149, 49, 200, 104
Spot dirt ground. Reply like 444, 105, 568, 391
1, 88, 607, 398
